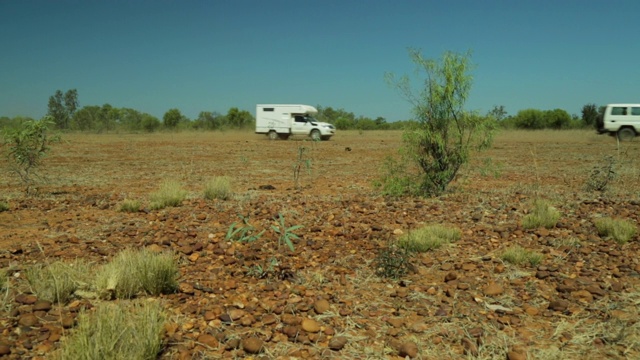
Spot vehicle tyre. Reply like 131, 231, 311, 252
310, 129, 321, 141
268, 131, 278, 140
617, 127, 635, 141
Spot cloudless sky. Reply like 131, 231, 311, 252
1, 0, 638, 122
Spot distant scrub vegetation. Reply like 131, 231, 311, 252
0, 89, 602, 133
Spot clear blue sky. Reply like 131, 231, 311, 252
1, 0, 638, 122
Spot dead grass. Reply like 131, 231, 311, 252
522, 199, 561, 229
25, 259, 93, 304
149, 180, 188, 210
52, 299, 166, 360
500, 245, 544, 266
398, 224, 461, 252
203, 176, 232, 200
118, 198, 141, 212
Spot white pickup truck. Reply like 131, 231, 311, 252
597, 104, 640, 141
255, 104, 336, 141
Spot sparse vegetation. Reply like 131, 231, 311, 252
0, 200, 8, 212
52, 300, 166, 360
500, 245, 544, 266
594, 217, 637, 244
398, 224, 461, 252
118, 198, 141, 212
94, 248, 178, 299
225, 215, 265, 243
373, 244, 413, 279
293, 143, 313, 189
2, 116, 61, 194
585, 155, 616, 192
25, 260, 92, 304
522, 199, 560, 229
204, 176, 232, 200
271, 213, 303, 252
149, 180, 188, 210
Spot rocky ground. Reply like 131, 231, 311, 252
1, 130, 639, 359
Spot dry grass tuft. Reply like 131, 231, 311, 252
522, 199, 560, 229
25, 260, 92, 304
118, 198, 141, 212
594, 217, 637, 244
203, 176, 232, 200
398, 224, 461, 252
500, 245, 543, 266
149, 180, 188, 210
94, 248, 178, 299
52, 300, 166, 360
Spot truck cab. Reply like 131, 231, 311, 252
598, 104, 640, 141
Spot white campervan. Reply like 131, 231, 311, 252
598, 104, 640, 141
255, 104, 336, 141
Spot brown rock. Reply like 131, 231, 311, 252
548, 299, 569, 312
398, 341, 419, 358
571, 290, 594, 303
329, 336, 348, 350
313, 299, 330, 314
507, 350, 527, 360
281, 313, 299, 325
242, 337, 263, 354
18, 314, 39, 327
386, 317, 404, 328
444, 272, 458, 282
61, 315, 75, 328
15, 294, 37, 304
197, 334, 219, 348
228, 308, 245, 320
33, 300, 52, 312
262, 314, 277, 325
0, 345, 10, 356
301, 318, 321, 333
483, 282, 504, 296
283, 325, 298, 338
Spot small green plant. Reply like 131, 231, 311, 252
245, 258, 279, 279
293, 144, 312, 189
585, 156, 616, 192
594, 217, 637, 244
500, 245, 544, 266
0, 201, 8, 212
25, 260, 92, 304
52, 300, 166, 360
149, 180, 187, 210
398, 224, 461, 252
94, 248, 178, 299
225, 215, 265, 243
522, 199, 560, 229
2, 116, 61, 194
271, 213, 303, 252
374, 244, 413, 279
118, 199, 141, 212
204, 176, 232, 200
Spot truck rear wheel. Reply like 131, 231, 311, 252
310, 129, 321, 141
268, 131, 278, 140
617, 127, 636, 141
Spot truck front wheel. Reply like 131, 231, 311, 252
268, 131, 278, 140
310, 129, 321, 141
617, 127, 636, 141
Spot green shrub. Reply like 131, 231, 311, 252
0, 201, 8, 212
118, 199, 141, 212
203, 176, 232, 200
25, 260, 92, 304
500, 245, 543, 266
149, 181, 187, 210
53, 300, 166, 360
594, 217, 637, 244
95, 248, 178, 299
522, 199, 560, 229
398, 224, 461, 252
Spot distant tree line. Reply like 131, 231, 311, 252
0, 89, 606, 133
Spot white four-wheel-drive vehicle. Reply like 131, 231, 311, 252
255, 104, 336, 141
597, 104, 640, 141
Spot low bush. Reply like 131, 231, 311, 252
204, 176, 232, 200
0, 201, 8, 212
500, 245, 543, 266
594, 217, 637, 244
398, 224, 461, 252
522, 199, 560, 229
118, 199, 141, 212
52, 300, 166, 360
94, 248, 178, 299
25, 260, 92, 304
149, 180, 187, 210
374, 245, 413, 279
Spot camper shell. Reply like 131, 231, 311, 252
255, 104, 336, 141
597, 104, 640, 141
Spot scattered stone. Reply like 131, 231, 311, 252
0, 345, 10, 356
15, 294, 37, 304
444, 272, 458, 282
398, 341, 418, 358
301, 318, 321, 333
242, 337, 263, 354
18, 314, 39, 327
386, 318, 404, 328
33, 300, 52, 312
483, 282, 504, 296
507, 350, 527, 360
548, 299, 569, 312
197, 334, 218, 348
329, 336, 348, 351
461, 337, 478, 356
313, 299, 330, 314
